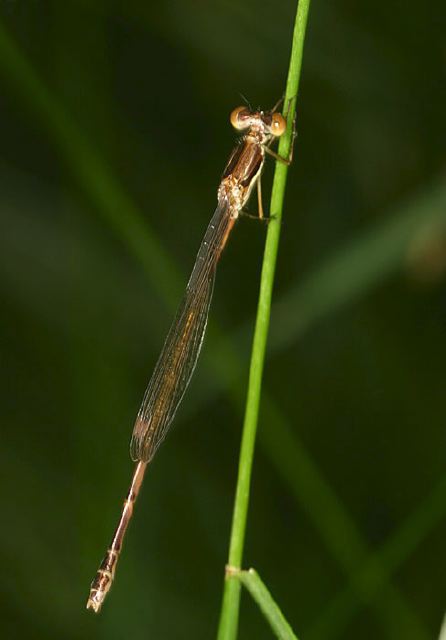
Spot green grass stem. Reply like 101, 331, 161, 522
216, 1, 312, 638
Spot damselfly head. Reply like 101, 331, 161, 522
230, 106, 286, 137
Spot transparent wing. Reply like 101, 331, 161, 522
130, 196, 235, 462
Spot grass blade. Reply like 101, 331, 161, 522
229, 568, 299, 640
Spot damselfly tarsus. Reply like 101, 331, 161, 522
86, 102, 294, 612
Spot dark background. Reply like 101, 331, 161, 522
1, 1, 446, 639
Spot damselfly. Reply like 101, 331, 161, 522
86, 103, 293, 612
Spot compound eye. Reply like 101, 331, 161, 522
230, 106, 251, 130
270, 112, 286, 136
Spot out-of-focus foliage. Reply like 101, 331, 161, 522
0, 1, 445, 639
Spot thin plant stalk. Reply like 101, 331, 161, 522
216, 1, 312, 638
